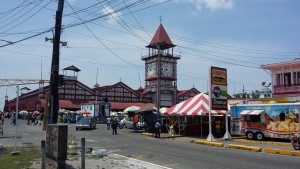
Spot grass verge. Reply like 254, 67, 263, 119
0, 147, 40, 169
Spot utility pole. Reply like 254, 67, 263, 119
48, 0, 65, 124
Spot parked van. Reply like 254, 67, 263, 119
230, 103, 300, 140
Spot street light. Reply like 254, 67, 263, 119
20, 87, 31, 95
20, 87, 31, 110
11, 86, 30, 155
45, 37, 68, 46
262, 82, 272, 97
11, 85, 20, 155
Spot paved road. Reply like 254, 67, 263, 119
1, 119, 299, 169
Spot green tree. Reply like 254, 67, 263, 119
251, 90, 260, 98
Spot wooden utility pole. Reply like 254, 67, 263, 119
43, 92, 48, 131
48, 0, 65, 124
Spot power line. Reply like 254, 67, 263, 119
0, 29, 53, 48
0, 0, 47, 31
2, 0, 53, 33
0, 49, 143, 70
99, 0, 148, 44
66, 1, 142, 67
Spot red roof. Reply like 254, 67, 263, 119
147, 23, 175, 50
40, 99, 82, 109
110, 102, 154, 110
177, 90, 188, 97
40, 99, 154, 111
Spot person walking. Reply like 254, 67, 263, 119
1, 113, 4, 125
133, 114, 139, 132
107, 116, 112, 130
26, 114, 31, 125
112, 118, 118, 135
38, 113, 44, 125
11, 113, 16, 125
155, 120, 161, 138
168, 124, 175, 139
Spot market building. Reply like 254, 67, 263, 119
4, 23, 201, 114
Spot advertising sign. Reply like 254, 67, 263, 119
210, 66, 228, 110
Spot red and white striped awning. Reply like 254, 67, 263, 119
165, 93, 228, 116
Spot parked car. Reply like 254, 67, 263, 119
75, 117, 96, 130
122, 117, 147, 130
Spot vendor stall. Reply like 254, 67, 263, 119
165, 93, 229, 137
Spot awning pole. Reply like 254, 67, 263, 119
178, 115, 180, 136
223, 111, 232, 140
206, 109, 215, 141
201, 115, 203, 139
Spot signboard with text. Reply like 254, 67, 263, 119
210, 66, 228, 110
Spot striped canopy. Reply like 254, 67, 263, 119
165, 93, 228, 116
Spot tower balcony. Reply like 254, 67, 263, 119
141, 52, 181, 60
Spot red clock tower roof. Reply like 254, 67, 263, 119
146, 23, 176, 50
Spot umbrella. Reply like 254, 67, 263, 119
110, 112, 118, 116
159, 107, 168, 114
137, 106, 157, 113
33, 111, 40, 115
19, 110, 28, 115
124, 106, 140, 112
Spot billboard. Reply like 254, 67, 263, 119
210, 66, 228, 110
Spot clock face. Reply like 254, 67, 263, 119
147, 62, 157, 78
161, 62, 173, 78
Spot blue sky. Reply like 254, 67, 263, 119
1, 0, 300, 111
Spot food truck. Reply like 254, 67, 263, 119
230, 103, 300, 140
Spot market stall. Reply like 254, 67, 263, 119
165, 93, 229, 137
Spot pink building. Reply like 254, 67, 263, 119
261, 58, 300, 98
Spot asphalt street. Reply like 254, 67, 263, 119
0, 119, 299, 169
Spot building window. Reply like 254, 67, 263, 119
284, 73, 291, 86
276, 74, 281, 86
293, 72, 300, 85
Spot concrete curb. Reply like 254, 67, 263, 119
232, 139, 290, 146
227, 144, 262, 152
194, 140, 224, 147
141, 133, 154, 137
264, 148, 300, 157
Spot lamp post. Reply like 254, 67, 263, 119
262, 82, 272, 98
11, 86, 30, 155
20, 87, 31, 95
11, 85, 20, 155
20, 87, 31, 110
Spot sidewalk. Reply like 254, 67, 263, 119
31, 153, 172, 169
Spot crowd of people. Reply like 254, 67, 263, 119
25, 113, 43, 125
0, 111, 44, 126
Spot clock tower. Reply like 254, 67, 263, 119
142, 23, 180, 108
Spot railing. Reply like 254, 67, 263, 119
273, 84, 300, 95
141, 53, 181, 60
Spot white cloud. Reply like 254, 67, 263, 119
100, 6, 122, 24
177, 0, 234, 12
